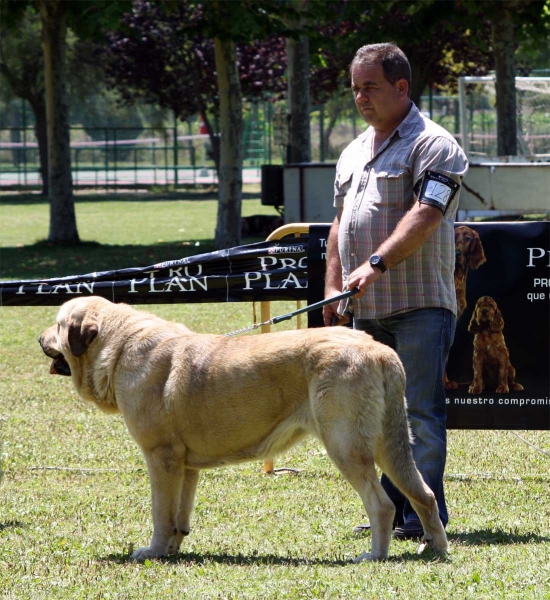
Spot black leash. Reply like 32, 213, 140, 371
224, 288, 359, 337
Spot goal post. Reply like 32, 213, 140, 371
458, 76, 550, 161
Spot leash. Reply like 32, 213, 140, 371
224, 288, 359, 337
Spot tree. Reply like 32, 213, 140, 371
308, 1, 493, 107
286, 0, 311, 163
37, 0, 78, 243
102, 0, 287, 177
0, 10, 148, 195
1, 0, 131, 244
491, 1, 519, 155
214, 37, 244, 249
200, 0, 289, 249
0, 6, 49, 194
102, 0, 289, 249
311, 0, 548, 157
463, 0, 550, 156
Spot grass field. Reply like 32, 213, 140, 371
1, 190, 549, 599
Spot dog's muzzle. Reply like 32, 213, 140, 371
39, 336, 72, 377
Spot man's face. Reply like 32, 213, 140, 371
351, 62, 408, 132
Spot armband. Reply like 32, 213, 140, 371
413, 170, 460, 214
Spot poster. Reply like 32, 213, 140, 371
306, 222, 550, 430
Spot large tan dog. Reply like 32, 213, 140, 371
39, 296, 448, 562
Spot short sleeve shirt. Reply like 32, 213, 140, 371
334, 102, 469, 319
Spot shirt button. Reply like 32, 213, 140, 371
351, 252, 355, 257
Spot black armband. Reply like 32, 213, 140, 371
413, 170, 460, 214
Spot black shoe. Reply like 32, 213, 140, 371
353, 518, 403, 534
392, 520, 424, 541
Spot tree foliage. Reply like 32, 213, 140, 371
308, 0, 494, 106
101, 0, 287, 174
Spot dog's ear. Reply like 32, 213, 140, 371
490, 305, 505, 333
468, 307, 480, 333
67, 312, 98, 357
469, 231, 487, 270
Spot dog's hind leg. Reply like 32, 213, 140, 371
376, 444, 448, 555
318, 423, 395, 561
376, 359, 449, 555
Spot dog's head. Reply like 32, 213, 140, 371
454, 226, 487, 273
468, 296, 504, 334
38, 296, 110, 377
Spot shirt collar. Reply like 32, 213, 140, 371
395, 101, 420, 139
360, 101, 420, 153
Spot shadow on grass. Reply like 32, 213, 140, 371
105, 549, 351, 567
0, 190, 262, 206
0, 240, 217, 281
448, 528, 550, 546
0, 520, 26, 532
104, 547, 452, 567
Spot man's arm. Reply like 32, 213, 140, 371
322, 208, 345, 326
346, 202, 443, 298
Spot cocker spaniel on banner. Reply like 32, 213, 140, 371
468, 296, 523, 394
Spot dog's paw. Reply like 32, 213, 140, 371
131, 546, 166, 562
353, 552, 387, 562
468, 384, 483, 394
444, 380, 458, 390
417, 537, 449, 556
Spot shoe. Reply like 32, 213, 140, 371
392, 520, 424, 541
353, 518, 403, 534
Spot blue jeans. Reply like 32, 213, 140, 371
354, 308, 456, 527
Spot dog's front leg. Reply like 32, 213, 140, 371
170, 468, 200, 554
495, 355, 510, 394
132, 448, 185, 562
468, 349, 485, 394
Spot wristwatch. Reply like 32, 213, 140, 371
369, 254, 387, 273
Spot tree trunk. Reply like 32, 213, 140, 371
491, 2, 518, 156
213, 37, 243, 250
38, 0, 79, 243
409, 62, 428, 109
322, 101, 344, 159
286, 33, 311, 163
200, 109, 221, 177
29, 96, 49, 196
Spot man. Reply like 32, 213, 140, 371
322, 43, 468, 540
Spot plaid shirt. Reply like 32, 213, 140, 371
334, 103, 468, 319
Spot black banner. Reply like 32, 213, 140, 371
444, 222, 549, 430
0, 238, 309, 306
303, 222, 550, 430
2, 222, 548, 429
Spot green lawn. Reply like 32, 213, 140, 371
1, 191, 549, 599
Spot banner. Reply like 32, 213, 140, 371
304, 222, 550, 430
2, 222, 548, 428
0, 238, 309, 306
444, 222, 549, 430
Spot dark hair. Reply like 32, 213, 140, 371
351, 43, 411, 97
